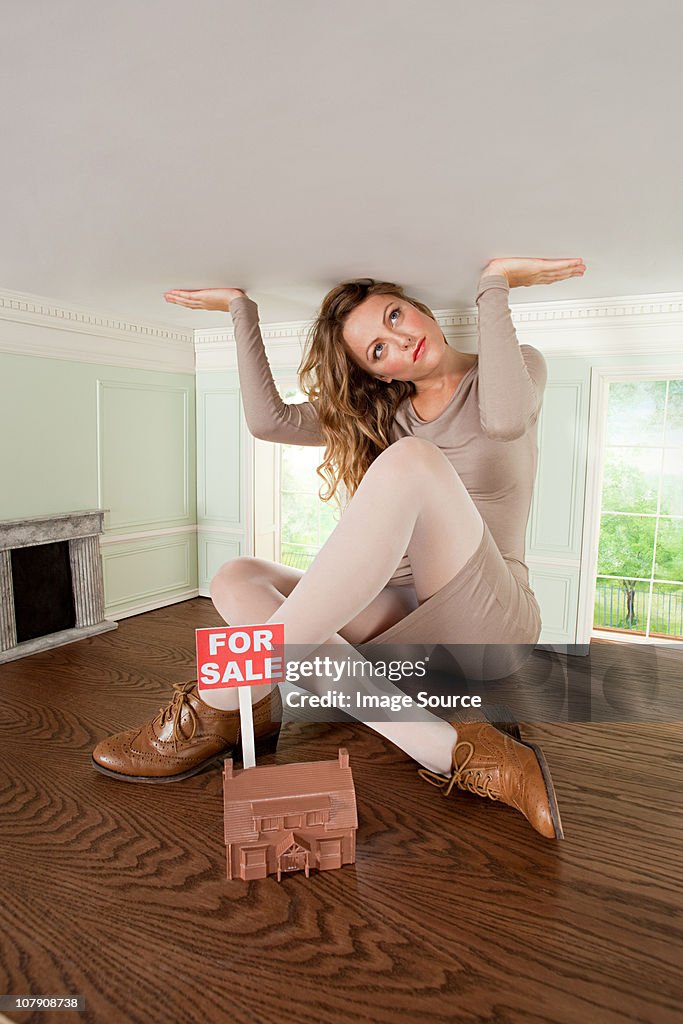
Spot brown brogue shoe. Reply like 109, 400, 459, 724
91, 681, 282, 783
418, 721, 563, 839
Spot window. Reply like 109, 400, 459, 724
278, 387, 343, 569
242, 847, 267, 867
306, 810, 324, 826
594, 379, 683, 640
284, 814, 302, 828
260, 817, 279, 832
318, 838, 342, 865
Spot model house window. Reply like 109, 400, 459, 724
241, 847, 267, 868
260, 817, 279, 831
318, 838, 342, 862
595, 379, 682, 640
284, 814, 302, 828
306, 810, 324, 826
279, 387, 341, 569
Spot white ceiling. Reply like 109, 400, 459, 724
3, 0, 682, 330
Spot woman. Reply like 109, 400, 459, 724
92, 256, 585, 840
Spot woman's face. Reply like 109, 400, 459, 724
341, 293, 443, 383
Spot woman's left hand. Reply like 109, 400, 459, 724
481, 257, 586, 288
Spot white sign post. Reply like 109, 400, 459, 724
238, 685, 256, 768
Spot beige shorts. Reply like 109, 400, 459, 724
364, 519, 542, 681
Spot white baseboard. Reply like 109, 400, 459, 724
108, 588, 205, 620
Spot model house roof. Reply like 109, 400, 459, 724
253, 794, 332, 817
223, 749, 357, 845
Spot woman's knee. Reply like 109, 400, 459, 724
209, 556, 273, 597
372, 436, 450, 479
209, 556, 303, 601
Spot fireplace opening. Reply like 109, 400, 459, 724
11, 541, 77, 643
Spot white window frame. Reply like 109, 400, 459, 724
579, 363, 683, 647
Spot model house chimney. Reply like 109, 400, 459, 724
338, 748, 349, 768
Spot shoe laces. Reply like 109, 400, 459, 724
157, 681, 199, 750
418, 740, 501, 801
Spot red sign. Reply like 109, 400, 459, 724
196, 624, 285, 691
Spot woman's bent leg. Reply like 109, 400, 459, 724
208, 563, 458, 774
263, 436, 484, 653
204, 438, 487, 774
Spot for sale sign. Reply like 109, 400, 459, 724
196, 624, 285, 692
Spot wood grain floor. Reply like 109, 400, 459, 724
0, 598, 681, 1024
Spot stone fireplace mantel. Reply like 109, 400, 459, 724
0, 508, 117, 664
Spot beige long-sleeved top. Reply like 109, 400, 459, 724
229, 274, 547, 591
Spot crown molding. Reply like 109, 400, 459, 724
1, 283, 682, 374
195, 286, 683, 370
434, 287, 683, 327
0, 286, 194, 372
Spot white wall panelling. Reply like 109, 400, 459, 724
195, 372, 254, 596
97, 380, 192, 533
102, 533, 197, 619
198, 533, 243, 593
198, 387, 243, 525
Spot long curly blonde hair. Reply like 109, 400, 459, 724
298, 277, 440, 510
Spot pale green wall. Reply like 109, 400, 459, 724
195, 369, 247, 593
0, 351, 197, 617
3, 331, 678, 637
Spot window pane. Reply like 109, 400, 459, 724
597, 513, 656, 580
278, 378, 341, 564
605, 381, 666, 446
281, 444, 323, 493
653, 518, 683, 583
661, 449, 683, 516
282, 490, 321, 547
600, 447, 660, 514
649, 583, 683, 638
664, 380, 683, 446
320, 501, 341, 534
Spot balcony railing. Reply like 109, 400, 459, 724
594, 581, 683, 638
281, 546, 317, 571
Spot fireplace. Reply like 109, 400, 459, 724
0, 509, 117, 664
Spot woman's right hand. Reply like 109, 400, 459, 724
163, 287, 247, 312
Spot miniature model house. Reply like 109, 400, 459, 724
223, 748, 357, 881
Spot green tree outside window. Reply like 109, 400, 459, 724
595, 379, 683, 638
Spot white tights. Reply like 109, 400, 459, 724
205, 437, 486, 775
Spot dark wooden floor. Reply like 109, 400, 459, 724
1, 598, 682, 1024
